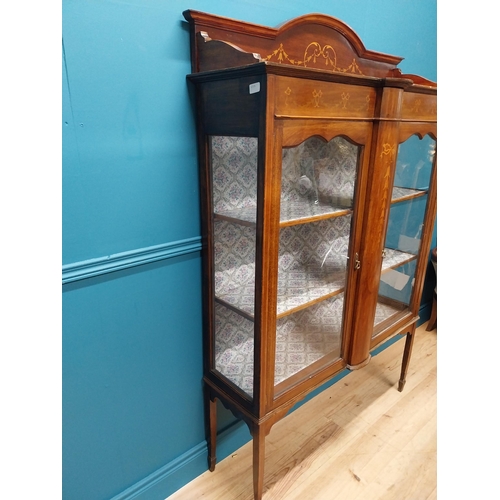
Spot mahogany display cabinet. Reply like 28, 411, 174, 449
183, 10, 437, 499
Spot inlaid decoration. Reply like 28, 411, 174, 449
263, 42, 363, 75
364, 94, 371, 111
276, 78, 374, 114
380, 143, 396, 160
340, 92, 350, 109
401, 93, 437, 121
374, 154, 394, 248
411, 99, 422, 113
312, 89, 323, 107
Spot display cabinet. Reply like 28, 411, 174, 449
183, 10, 437, 499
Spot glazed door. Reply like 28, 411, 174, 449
272, 127, 369, 399
372, 133, 436, 339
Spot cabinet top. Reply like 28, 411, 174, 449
182, 9, 436, 89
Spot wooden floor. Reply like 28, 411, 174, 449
167, 323, 436, 500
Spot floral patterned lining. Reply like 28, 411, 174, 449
214, 217, 352, 318
215, 295, 343, 398
210, 135, 358, 225
211, 136, 258, 217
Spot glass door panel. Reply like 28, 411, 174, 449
280, 136, 356, 223
275, 136, 360, 393
373, 135, 436, 334
210, 135, 258, 399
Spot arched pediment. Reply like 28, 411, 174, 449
183, 10, 403, 77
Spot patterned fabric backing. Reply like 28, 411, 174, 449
214, 217, 352, 318
210, 135, 358, 224
275, 294, 343, 384
281, 136, 357, 213
277, 217, 351, 315
211, 136, 258, 216
214, 295, 343, 398
214, 219, 256, 315
214, 303, 255, 397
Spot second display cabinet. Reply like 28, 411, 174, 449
184, 10, 437, 500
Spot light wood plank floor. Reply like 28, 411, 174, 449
167, 323, 436, 500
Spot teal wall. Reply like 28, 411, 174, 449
62, 1, 437, 499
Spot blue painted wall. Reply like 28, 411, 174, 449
62, 1, 437, 499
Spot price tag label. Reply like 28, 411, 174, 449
249, 82, 260, 94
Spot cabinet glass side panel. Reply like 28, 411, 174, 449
373, 135, 436, 335
211, 135, 258, 224
214, 303, 255, 398
210, 136, 258, 400
275, 136, 359, 392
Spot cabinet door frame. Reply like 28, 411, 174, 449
368, 122, 437, 349
267, 117, 376, 412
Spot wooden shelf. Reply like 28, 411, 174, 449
279, 199, 352, 227
215, 198, 352, 228
391, 186, 427, 204
215, 246, 416, 322
215, 208, 257, 227
215, 257, 347, 320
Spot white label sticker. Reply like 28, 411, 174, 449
249, 82, 260, 94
